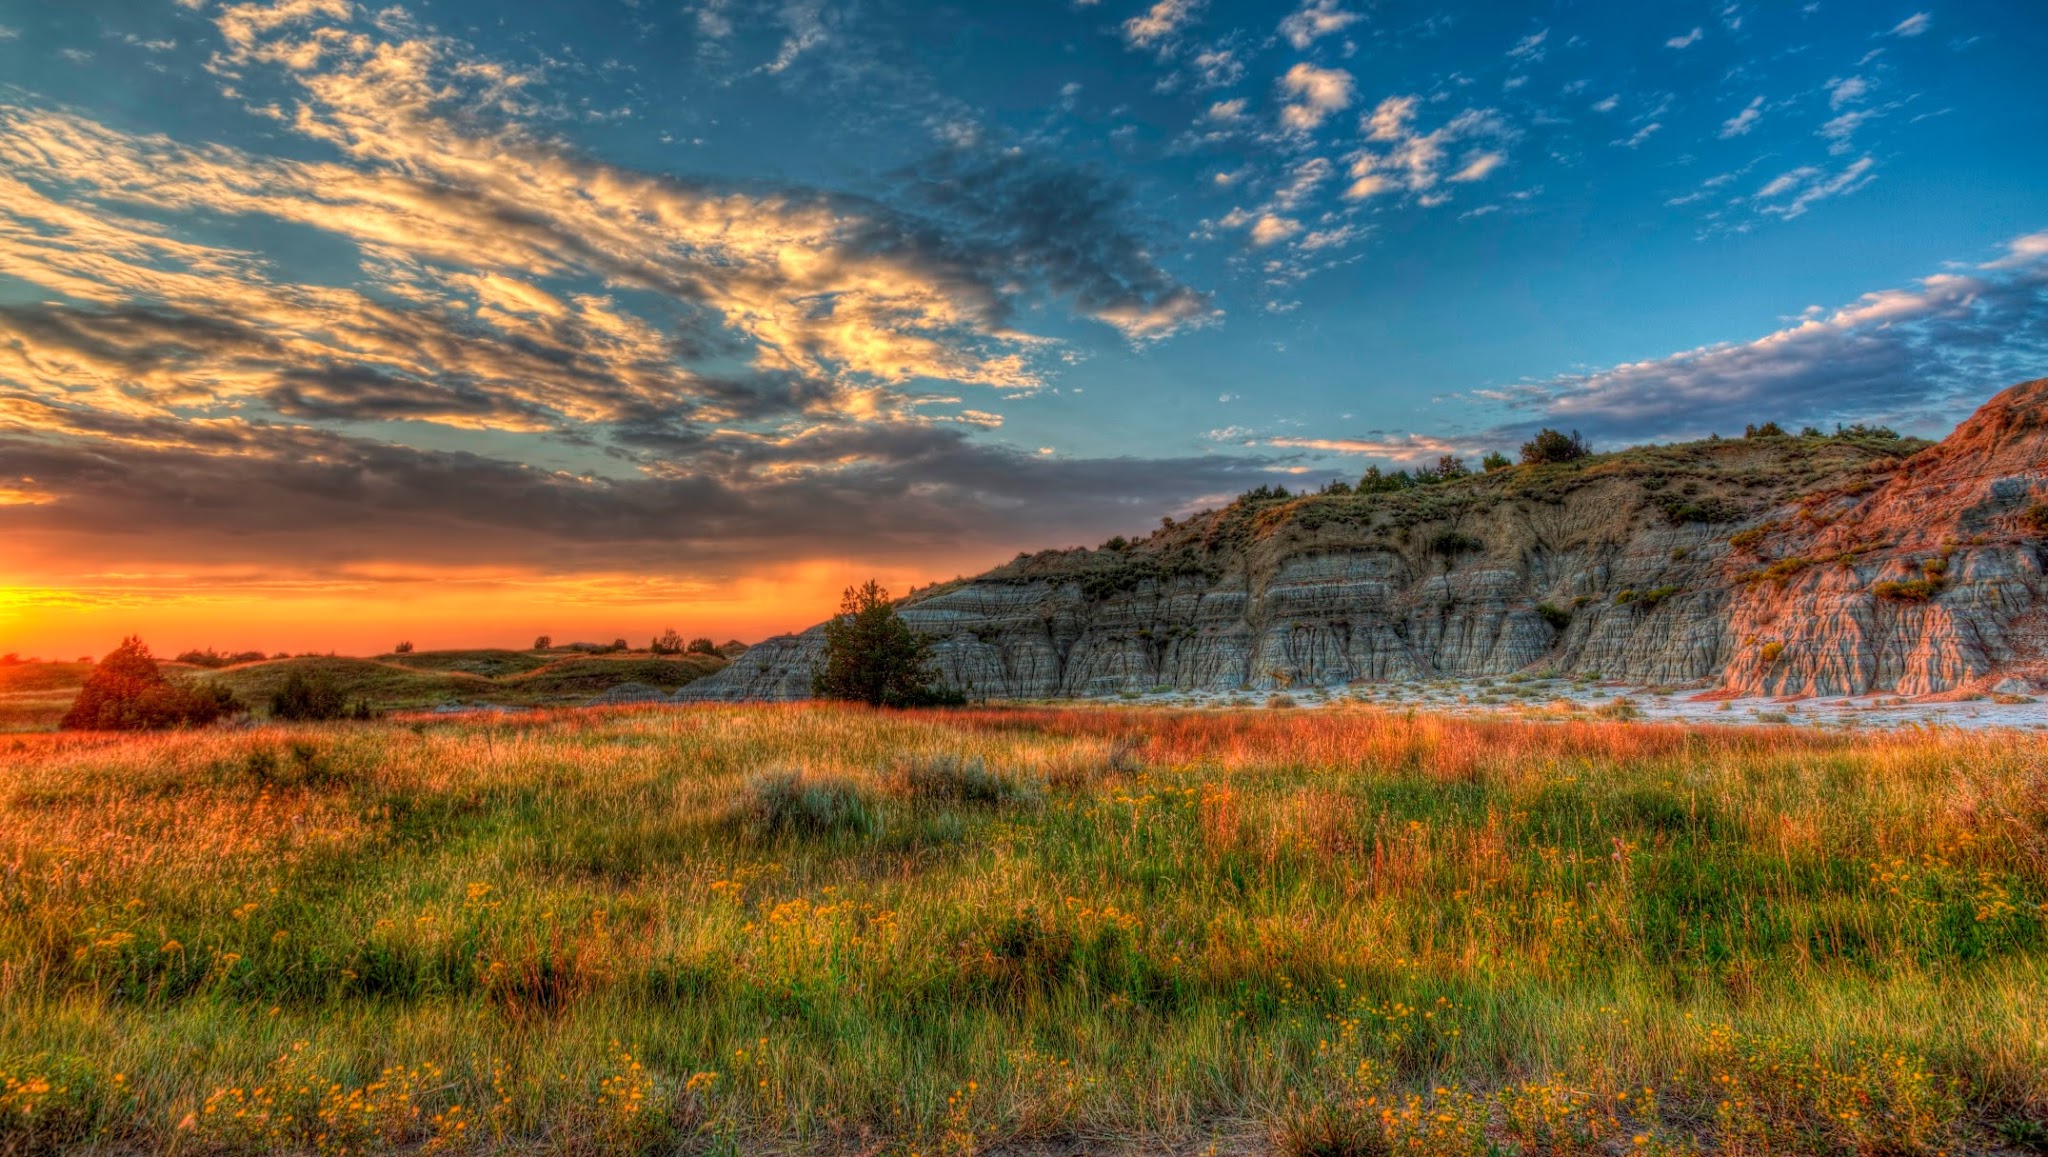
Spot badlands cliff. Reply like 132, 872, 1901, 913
688, 379, 2048, 701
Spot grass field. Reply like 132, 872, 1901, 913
0, 704, 2044, 1154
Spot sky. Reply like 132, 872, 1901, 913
1, 0, 2046, 658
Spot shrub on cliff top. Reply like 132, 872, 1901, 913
1520, 428, 1590, 465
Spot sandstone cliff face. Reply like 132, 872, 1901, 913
686, 380, 2048, 702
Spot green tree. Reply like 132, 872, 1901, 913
687, 636, 719, 655
651, 628, 685, 655
60, 637, 241, 731
1482, 451, 1512, 472
812, 581, 956, 707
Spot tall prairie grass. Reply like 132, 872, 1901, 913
0, 704, 2042, 1153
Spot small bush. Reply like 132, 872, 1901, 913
1874, 579, 1941, 603
1760, 641, 1785, 664
174, 648, 267, 669
1272, 1097, 1390, 1157
1429, 530, 1484, 555
393, 640, 414, 654
1728, 526, 1772, 554
1635, 585, 1683, 608
900, 754, 1039, 806
2022, 504, 2048, 536
1535, 602, 1572, 630
961, 907, 1076, 1010
270, 671, 377, 722
738, 770, 877, 839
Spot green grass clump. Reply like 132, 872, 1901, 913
737, 768, 879, 839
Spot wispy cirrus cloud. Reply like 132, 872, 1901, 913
1720, 95, 1765, 138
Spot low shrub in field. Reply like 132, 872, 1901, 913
899, 753, 1040, 806
737, 768, 877, 838
959, 906, 1077, 1009
270, 670, 377, 721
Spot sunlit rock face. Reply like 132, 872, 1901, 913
685, 380, 2048, 702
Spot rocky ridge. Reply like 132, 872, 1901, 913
685, 380, 2048, 702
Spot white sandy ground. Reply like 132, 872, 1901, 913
1085, 678, 2048, 730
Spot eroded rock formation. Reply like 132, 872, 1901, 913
685, 380, 2048, 702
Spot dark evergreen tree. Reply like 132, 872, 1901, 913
812, 581, 957, 707
61, 637, 241, 730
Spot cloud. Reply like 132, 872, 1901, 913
0, 402, 1273, 577
1206, 98, 1247, 122
1666, 27, 1703, 48
1720, 95, 1764, 137
1279, 0, 1362, 50
1890, 12, 1931, 36
1591, 94, 1620, 113
1507, 29, 1549, 61
1819, 107, 1883, 153
1123, 0, 1201, 54
1828, 75, 1870, 109
1248, 215, 1303, 246
0, 25, 18, 41
1754, 155, 1875, 217
1345, 99, 1514, 201
1451, 152, 1505, 182
1475, 230, 2048, 441
1190, 47, 1243, 88
0, 0, 1242, 590
1278, 63, 1355, 133
1267, 433, 1469, 461
1613, 122, 1663, 148
897, 150, 1219, 340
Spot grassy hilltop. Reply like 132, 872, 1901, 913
0, 703, 2042, 1154
0, 649, 728, 732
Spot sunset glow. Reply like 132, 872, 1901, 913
1, 1, 2043, 657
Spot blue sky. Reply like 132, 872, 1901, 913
1, 0, 2045, 648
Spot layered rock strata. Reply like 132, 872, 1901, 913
684, 380, 2048, 702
